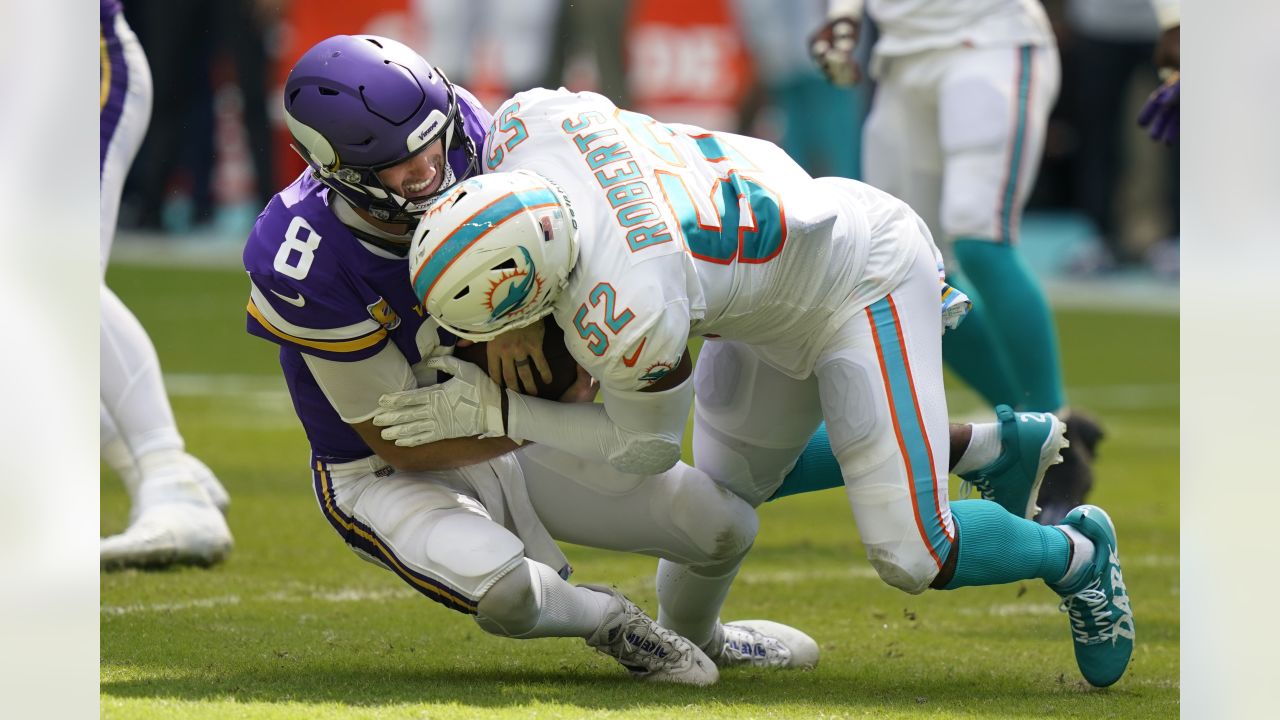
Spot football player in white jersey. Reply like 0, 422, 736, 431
99, 0, 232, 569
376, 88, 1136, 688
242, 35, 829, 686
809, 0, 1103, 525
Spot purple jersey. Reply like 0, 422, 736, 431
244, 93, 491, 463
100, 0, 130, 176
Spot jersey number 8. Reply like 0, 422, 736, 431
274, 216, 323, 281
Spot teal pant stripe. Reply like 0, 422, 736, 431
866, 297, 953, 567
998, 45, 1033, 244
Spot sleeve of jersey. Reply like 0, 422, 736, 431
594, 299, 691, 392
245, 271, 391, 362
484, 89, 616, 170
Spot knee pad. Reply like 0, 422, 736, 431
694, 341, 750, 414
846, 481, 944, 594
423, 512, 525, 598
474, 561, 538, 637
693, 415, 801, 506
661, 464, 759, 565
816, 358, 897, 476
865, 546, 938, 595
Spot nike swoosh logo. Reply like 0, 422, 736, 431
271, 289, 306, 308
622, 337, 647, 367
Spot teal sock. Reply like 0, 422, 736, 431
943, 499, 1069, 589
953, 239, 1065, 411
768, 424, 843, 501
940, 274, 1022, 408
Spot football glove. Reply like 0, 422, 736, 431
373, 355, 505, 446
1137, 74, 1179, 145
809, 16, 862, 86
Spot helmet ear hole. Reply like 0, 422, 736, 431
453, 286, 470, 299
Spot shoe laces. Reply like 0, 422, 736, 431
1059, 578, 1114, 644
958, 476, 995, 502
716, 624, 792, 668
592, 600, 688, 674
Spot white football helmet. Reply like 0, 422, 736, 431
409, 170, 579, 341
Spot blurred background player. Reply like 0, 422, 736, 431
374, 87, 1136, 687
1137, 0, 1179, 146
809, 0, 1101, 524
100, 0, 232, 569
244, 35, 817, 680
1061, 0, 1179, 273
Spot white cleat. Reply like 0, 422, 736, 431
708, 620, 820, 669
583, 585, 719, 686
102, 502, 233, 570
103, 472, 233, 570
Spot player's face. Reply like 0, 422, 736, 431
377, 139, 447, 200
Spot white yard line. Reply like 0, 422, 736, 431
101, 586, 416, 616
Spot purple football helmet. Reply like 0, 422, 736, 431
283, 35, 479, 222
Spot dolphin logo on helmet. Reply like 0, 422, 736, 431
409, 171, 580, 342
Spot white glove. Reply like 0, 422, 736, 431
373, 355, 505, 446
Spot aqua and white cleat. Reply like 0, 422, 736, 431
959, 405, 1067, 519
1050, 505, 1135, 687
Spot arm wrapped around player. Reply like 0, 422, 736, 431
503, 370, 694, 476
374, 355, 507, 444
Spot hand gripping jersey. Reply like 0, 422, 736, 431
482, 89, 926, 390
244, 90, 492, 462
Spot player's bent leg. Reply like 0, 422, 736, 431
518, 445, 758, 568
475, 559, 719, 686
316, 458, 521, 613
816, 351, 953, 593
692, 340, 822, 507
814, 243, 957, 594
519, 445, 760, 654
939, 499, 1069, 588
768, 413, 1058, 508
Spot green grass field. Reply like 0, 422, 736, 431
101, 263, 1179, 719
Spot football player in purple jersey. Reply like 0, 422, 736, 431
241, 35, 820, 684
100, 0, 233, 570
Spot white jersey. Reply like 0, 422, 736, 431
483, 88, 925, 389
867, 0, 1053, 59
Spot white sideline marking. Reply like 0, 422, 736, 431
101, 595, 242, 616
101, 586, 416, 616
164, 373, 288, 397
